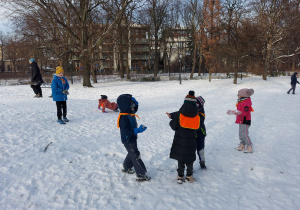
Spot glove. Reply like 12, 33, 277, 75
98, 107, 101, 110
62, 90, 69, 95
134, 124, 147, 135
103, 111, 108, 113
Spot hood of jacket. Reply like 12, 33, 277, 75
117, 94, 134, 113
179, 103, 198, 117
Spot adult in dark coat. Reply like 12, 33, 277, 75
167, 91, 200, 183
287, 72, 300, 94
29, 58, 44, 97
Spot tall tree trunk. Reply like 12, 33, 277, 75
190, 44, 197, 79
154, 33, 158, 77
81, 53, 92, 87
198, 47, 202, 76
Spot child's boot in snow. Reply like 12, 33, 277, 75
200, 161, 207, 170
177, 176, 184, 184
186, 175, 196, 183
136, 174, 151, 182
244, 145, 253, 153
235, 144, 245, 151
122, 168, 135, 174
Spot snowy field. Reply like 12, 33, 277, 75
0, 76, 299, 210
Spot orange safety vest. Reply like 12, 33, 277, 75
117, 113, 140, 129
179, 114, 200, 130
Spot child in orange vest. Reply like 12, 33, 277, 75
98, 95, 118, 113
166, 91, 200, 184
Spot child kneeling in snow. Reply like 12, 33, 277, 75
227, 88, 254, 153
117, 94, 151, 182
166, 91, 200, 184
98, 95, 118, 113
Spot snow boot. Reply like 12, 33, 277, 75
57, 119, 66, 124
235, 144, 245, 151
34, 94, 39, 98
244, 145, 253, 153
200, 161, 207, 170
177, 176, 185, 184
185, 175, 196, 183
136, 174, 151, 182
63, 117, 69, 122
122, 168, 135, 174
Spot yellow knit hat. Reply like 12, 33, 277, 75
56, 66, 64, 75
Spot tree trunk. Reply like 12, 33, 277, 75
81, 53, 92, 87
190, 44, 197, 79
209, 67, 211, 82
92, 65, 97, 83
198, 47, 202, 76
292, 55, 296, 72
233, 70, 238, 84
154, 33, 159, 77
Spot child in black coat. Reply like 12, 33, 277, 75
166, 91, 200, 184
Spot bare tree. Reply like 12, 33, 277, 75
3, 0, 132, 87
252, 0, 285, 80
142, 0, 169, 77
182, 0, 203, 79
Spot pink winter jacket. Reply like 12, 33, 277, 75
98, 99, 118, 112
235, 97, 253, 124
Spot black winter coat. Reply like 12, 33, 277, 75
291, 72, 299, 85
30, 62, 43, 84
169, 103, 199, 163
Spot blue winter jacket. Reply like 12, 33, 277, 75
117, 94, 138, 144
51, 74, 70, 101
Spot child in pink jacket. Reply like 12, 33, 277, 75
98, 95, 119, 113
227, 88, 254, 153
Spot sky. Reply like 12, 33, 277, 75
0, 6, 14, 33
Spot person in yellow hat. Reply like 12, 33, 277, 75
51, 66, 70, 124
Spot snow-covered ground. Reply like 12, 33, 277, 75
0, 76, 299, 210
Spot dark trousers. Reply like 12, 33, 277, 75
123, 141, 147, 176
196, 132, 205, 162
31, 84, 42, 96
177, 161, 193, 177
288, 85, 296, 94
56, 101, 67, 120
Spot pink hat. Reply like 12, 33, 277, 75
238, 88, 254, 97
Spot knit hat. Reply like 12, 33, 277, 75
184, 90, 197, 105
29, 58, 35, 63
56, 66, 64, 75
101, 95, 108, 100
238, 88, 254, 97
196, 96, 205, 107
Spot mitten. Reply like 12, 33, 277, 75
103, 111, 108, 113
134, 124, 147, 135
98, 107, 101, 110
62, 90, 69, 95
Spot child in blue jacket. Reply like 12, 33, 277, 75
117, 94, 150, 182
51, 66, 70, 124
